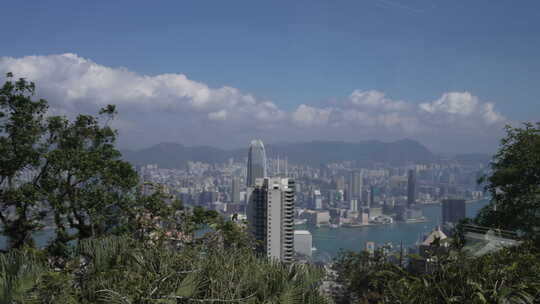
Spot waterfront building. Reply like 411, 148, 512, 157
307, 210, 331, 227
399, 206, 424, 222
349, 199, 358, 212
247, 177, 295, 262
407, 169, 417, 207
368, 207, 383, 219
359, 210, 370, 225
294, 230, 313, 257
442, 198, 466, 225
246, 139, 267, 187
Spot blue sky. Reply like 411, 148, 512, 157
1, 1, 539, 153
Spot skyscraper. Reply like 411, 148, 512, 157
231, 177, 241, 204
247, 177, 295, 262
246, 139, 267, 187
407, 169, 416, 207
369, 185, 376, 208
347, 170, 363, 201
442, 198, 466, 225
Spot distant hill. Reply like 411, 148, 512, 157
122, 142, 230, 169
121, 139, 437, 169
454, 153, 493, 165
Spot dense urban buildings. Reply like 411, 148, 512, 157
247, 177, 296, 262
136, 142, 488, 261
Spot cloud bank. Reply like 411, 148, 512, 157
0, 54, 507, 153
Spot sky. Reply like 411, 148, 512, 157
1, 0, 539, 154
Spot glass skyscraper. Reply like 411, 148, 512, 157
246, 139, 267, 187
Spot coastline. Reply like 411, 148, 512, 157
418, 198, 489, 206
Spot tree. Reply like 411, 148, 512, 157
476, 122, 540, 240
0, 73, 139, 249
0, 73, 49, 249
332, 244, 540, 304
41, 107, 139, 248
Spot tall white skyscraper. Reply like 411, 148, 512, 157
246, 139, 267, 187
247, 177, 295, 262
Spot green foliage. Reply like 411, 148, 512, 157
0, 249, 44, 303
333, 122, 540, 303
0, 73, 140, 249
332, 243, 540, 303
476, 122, 540, 240
0, 74, 49, 248
0, 236, 330, 304
41, 109, 139, 244
0, 74, 330, 303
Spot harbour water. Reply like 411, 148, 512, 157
306, 200, 489, 262
1, 200, 490, 258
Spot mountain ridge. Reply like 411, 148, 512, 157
121, 139, 437, 169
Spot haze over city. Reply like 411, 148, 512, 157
2, 1, 540, 154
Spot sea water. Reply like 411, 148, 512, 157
307, 200, 489, 262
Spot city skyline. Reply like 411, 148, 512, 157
0, 1, 537, 300
136, 136, 489, 260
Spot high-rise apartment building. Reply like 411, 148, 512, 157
369, 185, 376, 208
442, 198, 466, 225
407, 169, 416, 207
247, 177, 295, 262
246, 139, 267, 187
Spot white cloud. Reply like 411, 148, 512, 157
348, 90, 410, 112
292, 105, 332, 127
0, 53, 507, 152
